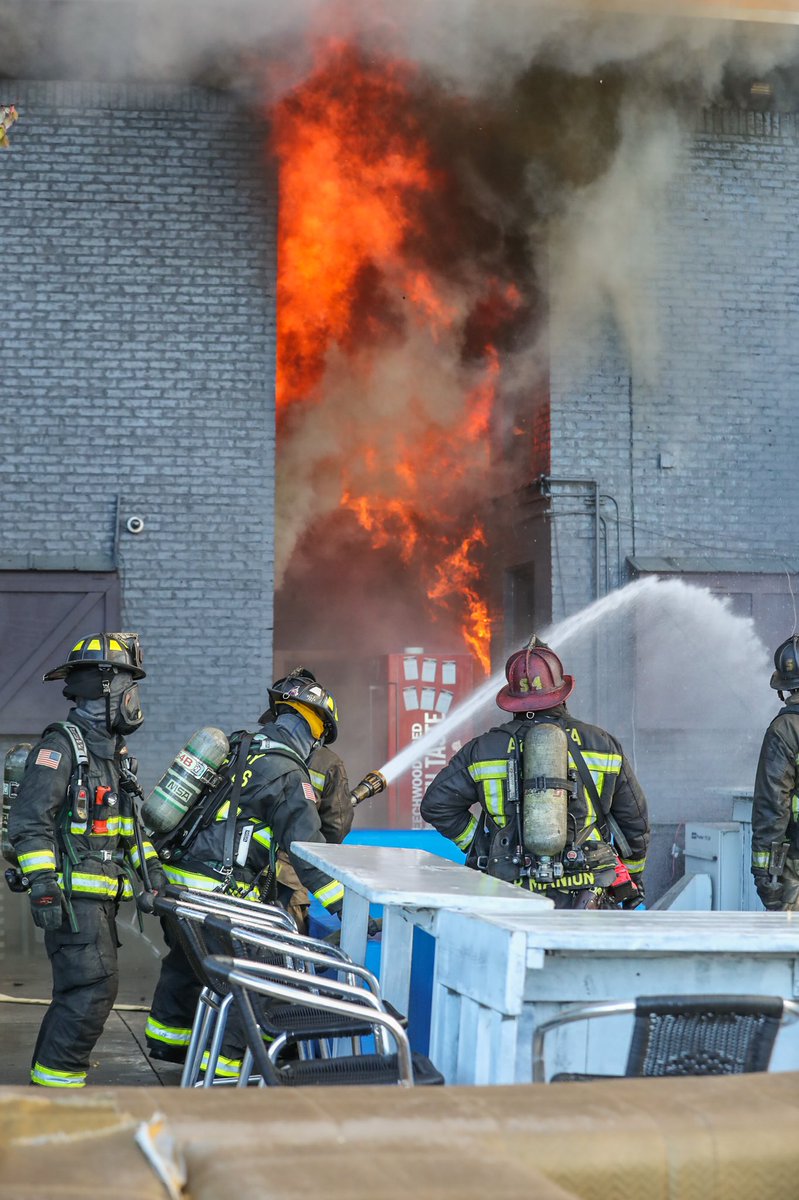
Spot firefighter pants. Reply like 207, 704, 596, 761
31, 898, 119, 1088
147, 916, 281, 1078
145, 917, 203, 1062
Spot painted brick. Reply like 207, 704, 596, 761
0, 81, 276, 786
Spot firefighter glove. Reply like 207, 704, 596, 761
29, 876, 65, 931
620, 878, 645, 910
135, 889, 158, 915
753, 871, 784, 912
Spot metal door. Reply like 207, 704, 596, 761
0, 572, 121, 740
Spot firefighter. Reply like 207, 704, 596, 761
420, 640, 649, 909
265, 667, 352, 932
145, 671, 346, 1074
8, 632, 164, 1088
751, 636, 799, 911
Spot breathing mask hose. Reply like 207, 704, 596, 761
350, 770, 387, 808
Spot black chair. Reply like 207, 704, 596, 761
532, 993, 799, 1082
200, 913, 400, 1078
203, 954, 445, 1087
153, 894, 296, 1087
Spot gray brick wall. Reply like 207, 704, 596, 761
0, 81, 276, 786
547, 108, 799, 900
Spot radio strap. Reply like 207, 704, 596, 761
568, 736, 632, 858
222, 733, 253, 877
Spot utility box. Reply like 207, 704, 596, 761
683, 823, 744, 910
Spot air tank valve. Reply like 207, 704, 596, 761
350, 770, 387, 808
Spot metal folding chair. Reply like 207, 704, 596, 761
153, 894, 296, 1087
532, 993, 799, 1082
200, 914, 390, 1070
166, 885, 297, 931
203, 954, 445, 1087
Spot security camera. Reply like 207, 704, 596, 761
125, 516, 145, 535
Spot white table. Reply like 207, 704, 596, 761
290, 842, 552, 1017
430, 908, 799, 1084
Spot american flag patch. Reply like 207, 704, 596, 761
35, 748, 62, 770
301, 781, 316, 803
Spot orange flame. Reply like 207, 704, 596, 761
270, 39, 509, 670
427, 524, 492, 675
272, 40, 440, 414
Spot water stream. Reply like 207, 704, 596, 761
379, 576, 774, 788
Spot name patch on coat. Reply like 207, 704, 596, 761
35, 749, 62, 769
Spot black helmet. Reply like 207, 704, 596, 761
43, 632, 146, 682
771, 636, 799, 693
261, 674, 339, 744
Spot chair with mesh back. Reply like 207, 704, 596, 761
532, 994, 799, 1083
165, 885, 297, 931
199, 912, 401, 1081
153, 894, 298, 1087
203, 954, 445, 1087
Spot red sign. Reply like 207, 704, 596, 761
386, 649, 476, 828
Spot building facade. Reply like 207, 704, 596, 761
0, 81, 276, 785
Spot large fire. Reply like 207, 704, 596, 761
270, 39, 524, 674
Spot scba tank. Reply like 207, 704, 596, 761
522, 723, 569, 857
142, 727, 230, 835
2, 743, 32, 865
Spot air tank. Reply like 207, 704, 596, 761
2, 743, 31, 865
522, 723, 569, 857
142, 727, 230, 835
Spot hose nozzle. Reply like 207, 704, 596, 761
350, 770, 387, 808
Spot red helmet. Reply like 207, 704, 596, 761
496, 646, 574, 712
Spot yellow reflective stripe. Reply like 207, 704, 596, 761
309, 769, 325, 794
201, 1051, 241, 1078
581, 751, 622, 775
55, 872, 122, 898
315, 879, 345, 908
252, 826, 273, 850
90, 815, 119, 837
69, 820, 88, 835
120, 818, 135, 837
454, 815, 477, 851
145, 1016, 192, 1046
567, 751, 599, 830
87, 638, 102, 651
31, 1061, 86, 1088
163, 865, 219, 890
752, 850, 770, 869
468, 760, 509, 782
18, 850, 57, 873
468, 760, 508, 824
621, 857, 646, 873
792, 794, 799, 821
